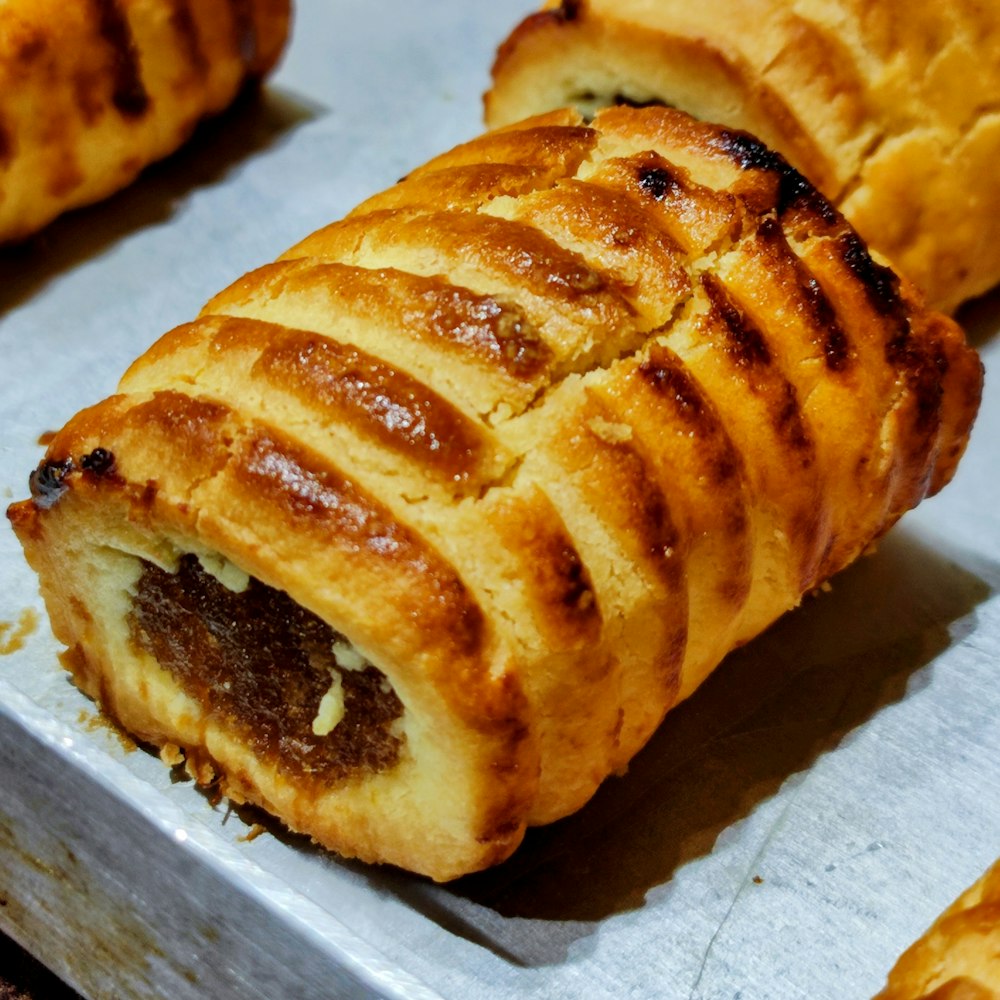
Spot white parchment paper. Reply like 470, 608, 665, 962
1, 3, 998, 997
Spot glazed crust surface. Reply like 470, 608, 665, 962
0, 0, 291, 242
8, 106, 982, 880
485, 0, 1000, 312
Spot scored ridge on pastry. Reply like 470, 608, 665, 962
0, 0, 291, 243
8, 106, 982, 880
485, 0, 1000, 313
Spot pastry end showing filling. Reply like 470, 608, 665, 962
127, 554, 404, 781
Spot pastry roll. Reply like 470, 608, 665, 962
8, 106, 982, 881
485, 0, 1000, 313
875, 859, 1000, 999
0, 0, 291, 243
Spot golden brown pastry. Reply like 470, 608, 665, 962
0, 0, 291, 243
7, 106, 982, 880
485, 0, 1000, 313
875, 859, 1000, 999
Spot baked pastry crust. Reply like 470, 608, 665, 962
8, 106, 982, 880
875, 859, 1000, 999
0, 0, 291, 243
485, 0, 1000, 313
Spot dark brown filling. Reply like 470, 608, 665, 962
128, 555, 404, 780
567, 93, 670, 124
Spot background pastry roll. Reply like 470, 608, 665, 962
0, 0, 291, 243
486, 0, 1000, 313
875, 859, 1000, 999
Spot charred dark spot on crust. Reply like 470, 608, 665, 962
885, 323, 918, 372
711, 129, 839, 222
837, 231, 904, 319
552, 543, 595, 615
903, 347, 945, 435
136, 481, 159, 511
700, 272, 772, 367
556, 0, 584, 21
916, 374, 944, 433
129, 555, 404, 781
710, 450, 743, 486
478, 816, 523, 841
637, 165, 682, 202
835, 232, 919, 370
584, 424, 686, 599
92, 0, 151, 117
838, 232, 900, 314
639, 350, 746, 490
27, 459, 73, 506
634, 349, 751, 597
712, 129, 785, 174
639, 488, 682, 576
639, 356, 706, 422
495, 493, 600, 646
775, 167, 838, 222
29, 458, 74, 509
522, 509, 600, 637
803, 274, 851, 371
756, 218, 853, 372
11, 30, 48, 65
775, 383, 812, 456
699, 266, 815, 457
80, 448, 116, 476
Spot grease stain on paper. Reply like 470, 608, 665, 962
0, 608, 38, 654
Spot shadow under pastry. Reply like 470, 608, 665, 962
0, 84, 321, 315
379, 526, 995, 965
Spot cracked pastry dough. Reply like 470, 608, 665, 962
0, 0, 291, 243
7, 106, 982, 880
875, 859, 1000, 999
485, 0, 1000, 313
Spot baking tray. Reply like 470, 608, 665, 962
2, 2, 998, 997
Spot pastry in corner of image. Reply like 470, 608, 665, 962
485, 0, 1000, 313
6, 103, 983, 881
0, 0, 292, 244
874, 858, 1000, 999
